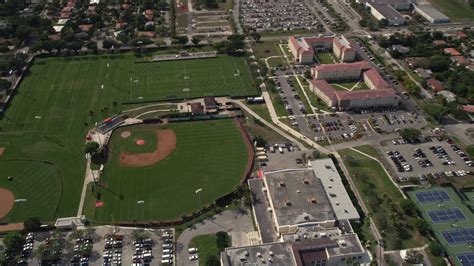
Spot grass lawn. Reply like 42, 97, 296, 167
267, 57, 286, 68
93, 119, 250, 222
0, 160, 63, 223
339, 147, 426, 250
0, 52, 254, 223
189, 234, 219, 265
408, 187, 474, 265
353, 144, 378, 158
428, 0, 474, 21
251, 41, 282, 59
292, 77, 313, 114
316, 52, 336, 64
302, 83, 330, 112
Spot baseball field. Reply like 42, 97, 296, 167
92, 119, 251, 223
0, 52, 255, 223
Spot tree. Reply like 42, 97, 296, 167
404, 250, 424, 264
216, 231, 230, 251
312, 150, 320, 159
253, 136, 267, 147
191, 37, 201, 45
250, 32, 261, 42
414, 218, 430, 236
15, 25, 32, 42
304, 70, 312, 79
8, 53, 28, 71
399, 128, 421, 142
131, 229, 149, 242
430, 55, 451, 72
84, 141, 100, 155
205, 255, 220, 266
173, 36, 188, 46
24, 217, 42, 232
102, 38, 117, 49
429, 241, 444, 256
4, 232, 24, 253
400, 199, 416, 216
0, 79, 11, 91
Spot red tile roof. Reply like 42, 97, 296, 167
427, 79, 444, 92
313, 61, 370, 72
336, 89, 397, 100
79, 24, 93, 32
310, 79, 337, 103
363, 69, 389, 89
463, 105, 474, 113
444, 48, 461, 56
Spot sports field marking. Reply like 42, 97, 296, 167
415, 190, 451, 204
442, 228, 474, 245
456, 252, 474, 265
428, 208, 466, 223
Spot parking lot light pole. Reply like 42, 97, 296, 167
195, 188, 203, 211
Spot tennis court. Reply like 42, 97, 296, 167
415, 190, 451, 204
443, 228, 474, 245
457, 252, 474, 266
428, 208, 466, 223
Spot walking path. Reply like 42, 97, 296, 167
349, 147, 407, 199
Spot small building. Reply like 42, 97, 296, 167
427, 79, 444, 92
415, 68, 432, 79
137, 31, 156, 38
451, 56, 470, 67
55, 216, 86, 230
462, 105, 474, 113
79, 24, 94, 32
405, 57, 430, 69
444, 48, 461, 56
189, 102, 204, 115
366, 2, 405, 26
437, 90, 456, 103
413, 4, 450, 23
204, 96, 218, 113
391, 44, 410, 54
433, 40, 447, 47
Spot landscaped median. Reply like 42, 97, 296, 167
338, 146, 427, 250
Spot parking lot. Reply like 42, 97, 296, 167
381, 138, 473, 182
240, 0, 319, 32
5, 226, 175, 266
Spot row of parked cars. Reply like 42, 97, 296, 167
447, 139, 474, 167
103, 235, 123, 265
413, 148, 433, 168
160, 231, 174, 264
387, 150, 413, 172
429, 145, 456, 166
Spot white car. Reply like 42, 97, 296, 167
189, 254, 199, 261
163, 249, 173, 254
188, 247, 198, 253
162, 243, 173, 249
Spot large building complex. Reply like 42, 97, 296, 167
357, 0, 413, 25
288, 34, 356, 64
225, 158, 368, 265
310, 62, 399, 110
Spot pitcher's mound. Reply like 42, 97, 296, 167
136, 139, 145, 146
121, 131, 132, 139
0, 188, 14, 219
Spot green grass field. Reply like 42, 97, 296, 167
316, 52, 336, 64
118, 126, 158, 154
339, 147, 426, 250
428, 0, 474, 21
93, 119, 249, 222
408, 187, 474, 265
190, 234, 219, 266
0, 53, 255, 223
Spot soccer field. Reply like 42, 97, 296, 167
93, 119, 250, 223
129, 56, 256, 100
0, 52, 255, 223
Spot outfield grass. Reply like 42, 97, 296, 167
0, 52, 255, 223
0, 160, 63, 223
189, 234, 219, 266
428, 0, 474, 21
93, 119, 249, 222
408, 187, 474, 265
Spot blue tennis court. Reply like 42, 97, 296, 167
457, 252, 474, 266
442, 228, 474, 245
428, 208, 466, 223
415, 190, 451, 204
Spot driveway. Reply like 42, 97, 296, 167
175, 209, 255, 266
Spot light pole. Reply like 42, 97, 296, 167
195, 188, 202, 210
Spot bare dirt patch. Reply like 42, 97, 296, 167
0, 188, 15, 219
119, 129, 177, 167
121, 131, 132, 139
0, 147, 4, 156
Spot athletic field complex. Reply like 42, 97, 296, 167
0, 52, 256, 224
93, 120, 251, 223
408, 187, 474, 265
